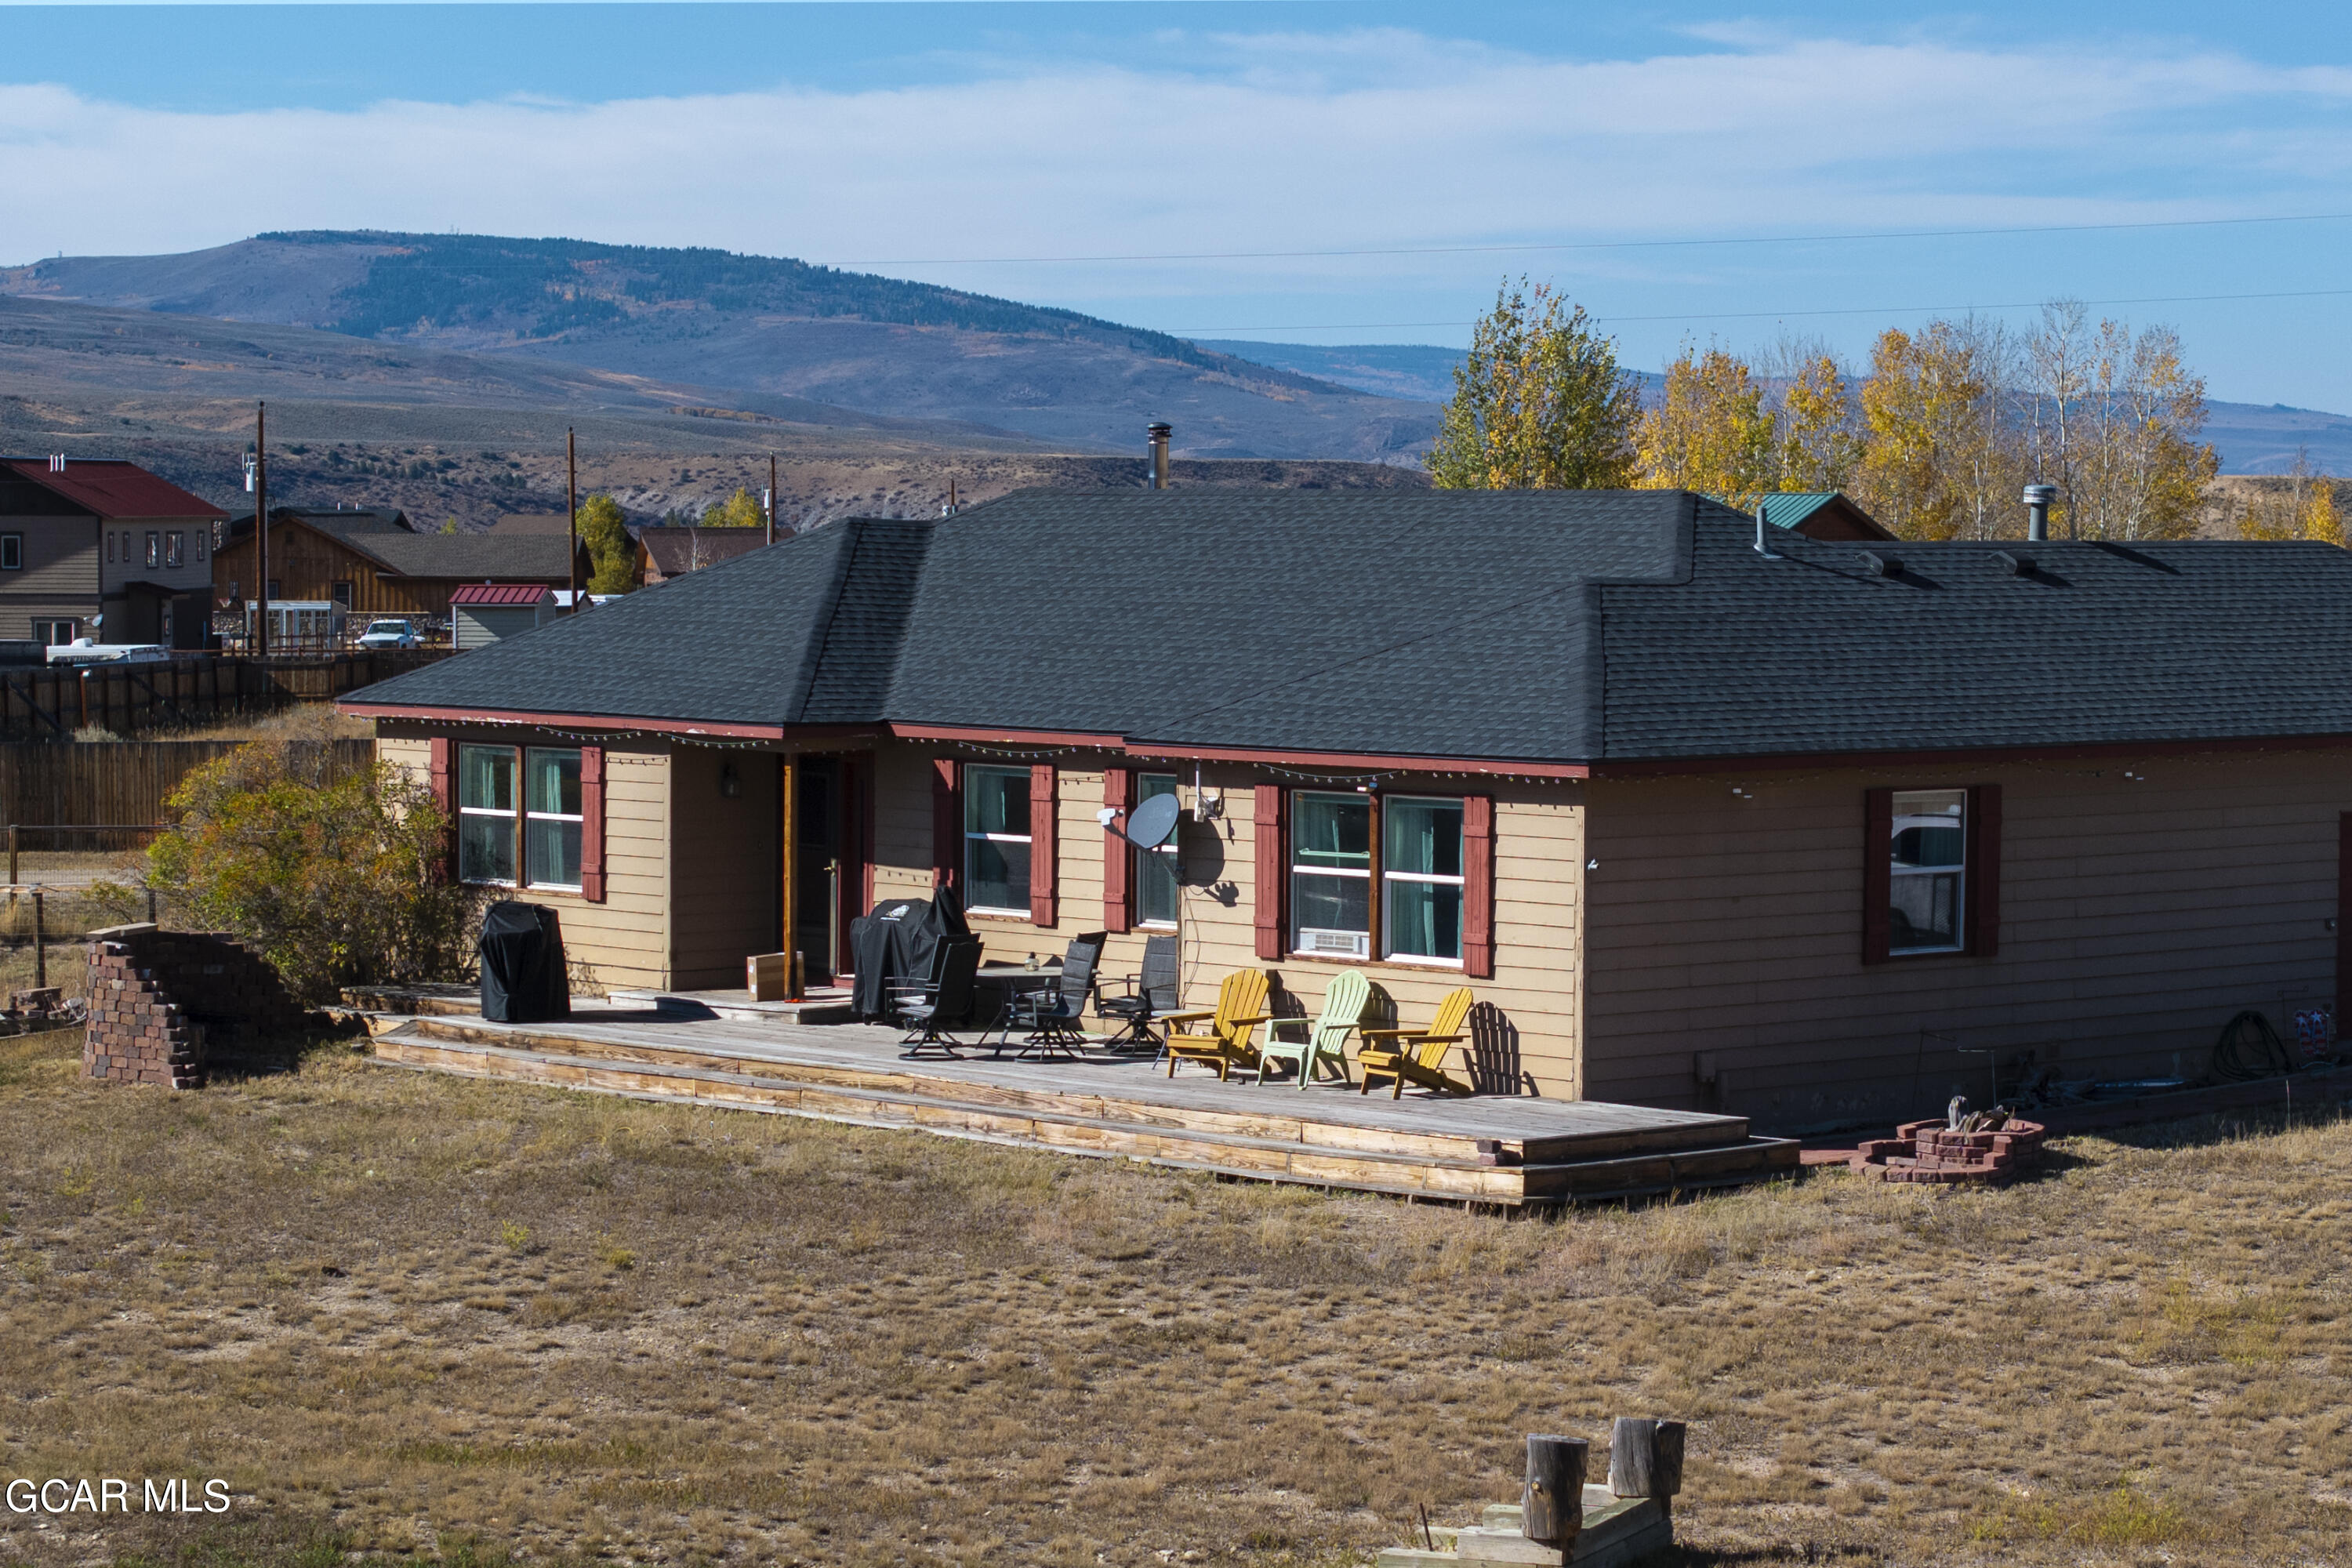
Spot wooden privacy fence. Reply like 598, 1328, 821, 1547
0, 651, 444, 742
0, 739, 377, 829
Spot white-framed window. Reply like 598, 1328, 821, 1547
0, 534, 20, 572
165, 531, 184, 568
1292, 791, 1372, 958
144, 532, 159, 569
1889, 789, 1966, 954
458, 745, 518, 885
1383, 796, 1465, 964
523, 748, 583, 890
1136, 772, 1180, 927
964, 765, 1032, 914
34, 619, 76, 646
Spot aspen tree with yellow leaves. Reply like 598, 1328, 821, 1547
1426, 279, 1641, 489
2235, 452, 2347, 546
1635, 347, 1777, 509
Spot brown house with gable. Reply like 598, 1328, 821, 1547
216, 508, 590, 621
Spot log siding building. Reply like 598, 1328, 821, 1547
343, 491, 2352, 1131
216, 509, 589, 621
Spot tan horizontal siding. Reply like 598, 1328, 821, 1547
1582, 753, 2350, 1130
860, 750, 1588, 1096
373, 723, 671, 993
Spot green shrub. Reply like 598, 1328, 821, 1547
143, 739, 480, 1002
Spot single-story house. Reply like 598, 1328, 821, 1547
0, 456, 226, 647
636, 525, 768, 585
341, 489, 2352, 1131
452, 583, 556, 649
217, 508, 590, 621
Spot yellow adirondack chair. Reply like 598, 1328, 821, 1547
1356, 986, 1476, 1098
1163, 968, 1271, 1081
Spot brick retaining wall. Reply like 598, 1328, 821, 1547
82, 924, 307, 1090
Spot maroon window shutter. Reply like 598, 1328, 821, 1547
931, 758, 960, 890
1254, 783, 1287, 960
1965, 782, 2000, 956
579, 745, 606, 902
1029, 765, 1058, 927
1102, 768, 1132, 934
1862, 786, 1893, 964
1463, 793, 1495, 978
2339, 814, 2352, 1034
427, 736, 454, 879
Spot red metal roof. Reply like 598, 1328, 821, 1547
450, 582, 554, 607
1, 459, 228, 521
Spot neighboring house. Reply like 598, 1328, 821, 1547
452, 583, 555, 650
488, 514, 574, 535
342, 490, 2352, 1132
636, 526, 768, 586
1758, 492, 1894, 541
0, 456, 227, 647
216, 509, 590, 622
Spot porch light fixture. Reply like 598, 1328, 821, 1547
718, 761, 742, 798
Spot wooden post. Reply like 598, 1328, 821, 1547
778, 757, 797, 985
1608, 1418, 1686, 1510
1523, 1434, 1588, 1548
7, 825, 16, 887
31, 888, 44, 989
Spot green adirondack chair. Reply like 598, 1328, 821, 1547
1255, 970, 1369, 1090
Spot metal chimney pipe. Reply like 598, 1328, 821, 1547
2023, 484, 2056, 543
1147, 422, 1172, 490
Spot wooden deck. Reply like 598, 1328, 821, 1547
361, 1000, 1798, 1207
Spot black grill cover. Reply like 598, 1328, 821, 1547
478, 901, 571, 1023
848, 885, 970, 1017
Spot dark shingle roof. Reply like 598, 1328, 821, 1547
345, 490, 2352, 764
350, 531, 578, 580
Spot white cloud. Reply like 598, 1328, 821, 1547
1, 27, 2347, 302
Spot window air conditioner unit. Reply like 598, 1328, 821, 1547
1299, 928, 1369, 959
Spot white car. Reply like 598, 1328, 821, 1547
356, 619, 420, 649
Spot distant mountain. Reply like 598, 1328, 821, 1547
1200, 339, 2352, 477
0, 234, 1438, 462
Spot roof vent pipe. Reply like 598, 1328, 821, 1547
1147, 423, 1171, 490
2023, 484, 2056, 543
1753, 499, 1780, 560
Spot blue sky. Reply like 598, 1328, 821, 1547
5, 2, 2351, 409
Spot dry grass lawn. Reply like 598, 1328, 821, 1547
2, 1028, 2349, 1567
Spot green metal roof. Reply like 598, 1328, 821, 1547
1759, 492, 1840, 530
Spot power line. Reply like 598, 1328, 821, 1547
834, 211, 2352, 268
1170, 285, 2352, 337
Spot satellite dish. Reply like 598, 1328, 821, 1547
1118, 792, 1182, 851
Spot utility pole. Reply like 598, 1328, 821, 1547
766, 452, 777, 546
254, 402, 269, 657
566, 426, 580, 614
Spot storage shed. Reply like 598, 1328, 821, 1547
451, 583, 554, 650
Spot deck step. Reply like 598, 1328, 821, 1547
370, 1027, 1795, 1207
390, 1014, 1763, 1170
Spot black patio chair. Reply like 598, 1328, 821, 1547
999, 931, 1107, 1060
1097, 933, 1179, 1053
893, 935, 982, 1058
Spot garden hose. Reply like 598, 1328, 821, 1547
2212, 1009, 2294, 1083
